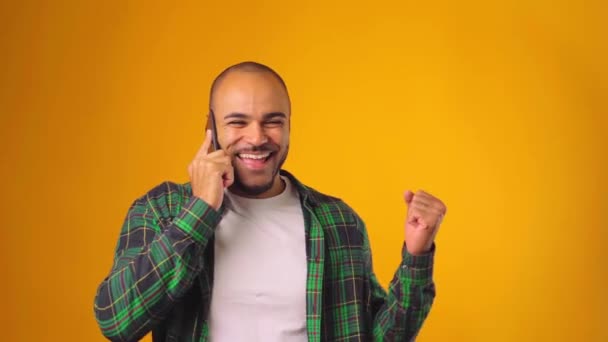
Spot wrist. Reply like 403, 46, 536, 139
402, 242, 435, 270
405, 242, 433, 256
193, 190, 222, 211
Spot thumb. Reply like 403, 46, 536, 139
404, 190, 414, 205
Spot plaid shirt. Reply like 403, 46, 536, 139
94, 170, 436, 342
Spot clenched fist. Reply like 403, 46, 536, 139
188, 130, 234, 210
404, 190, 446, 255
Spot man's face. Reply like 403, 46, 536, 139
211, 71, 290, 196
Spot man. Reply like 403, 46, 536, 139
94, 61, 447, 342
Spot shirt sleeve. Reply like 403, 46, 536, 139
359, 216, 436, 341
93, 195, 221, 342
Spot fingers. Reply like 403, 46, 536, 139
193, 154, 232, 170
189, 131, 215, 177
404, 189, 447, 228
195, 129, 213, 159
188, 131, 233, 209
404, 190, 414, 205
222, 165, 235, 188
188, 151, 232, 180
406, 189, 447, 214
409, 202, 444, 216
403, 189, 445, 255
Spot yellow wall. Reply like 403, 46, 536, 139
1, 1, 606, 341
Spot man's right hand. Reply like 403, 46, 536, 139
188, 129, 234, 210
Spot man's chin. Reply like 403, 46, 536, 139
230, 167, 278, 196
230, 179, 275, 197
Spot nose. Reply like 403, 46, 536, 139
243, 121, 268, 146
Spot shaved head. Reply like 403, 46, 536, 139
209, 61, 290, 110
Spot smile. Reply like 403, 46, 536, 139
236, 152, 274, 170
237, 152, 272, 160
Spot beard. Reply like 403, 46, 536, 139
230, 143, 289, 196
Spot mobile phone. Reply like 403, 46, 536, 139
206, 109, 221, 151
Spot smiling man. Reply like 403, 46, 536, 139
94, 62, 447, 342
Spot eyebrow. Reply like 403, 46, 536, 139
223, 112, 287, 120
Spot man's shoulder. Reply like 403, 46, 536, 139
305, 186, 349, 209
131, 181, 191, 215
142, 180, 190, 198
299, 184, 371, 248
283, 170, 359, 219
297, 182, 362, 227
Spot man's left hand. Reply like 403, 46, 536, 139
403, 190, 447, 256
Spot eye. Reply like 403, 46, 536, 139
227, 121, 247, 127
264, 120, 284, 127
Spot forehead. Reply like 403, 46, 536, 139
212, 71, 290, 116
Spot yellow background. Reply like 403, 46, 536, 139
1, 0, 606, 341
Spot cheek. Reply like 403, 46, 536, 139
270, 129, 289, 147
220, 129, 240, 147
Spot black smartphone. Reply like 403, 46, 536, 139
206, 109, 221, 151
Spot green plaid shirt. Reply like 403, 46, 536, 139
94, 170, 435, 342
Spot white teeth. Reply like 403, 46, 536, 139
239, 152, 270, 160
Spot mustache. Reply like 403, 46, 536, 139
232, 143, 279, 154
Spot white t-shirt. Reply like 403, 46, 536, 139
208, 176, 308, 342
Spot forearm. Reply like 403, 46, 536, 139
372, 243, 436, 341
94, 197, 220, 341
